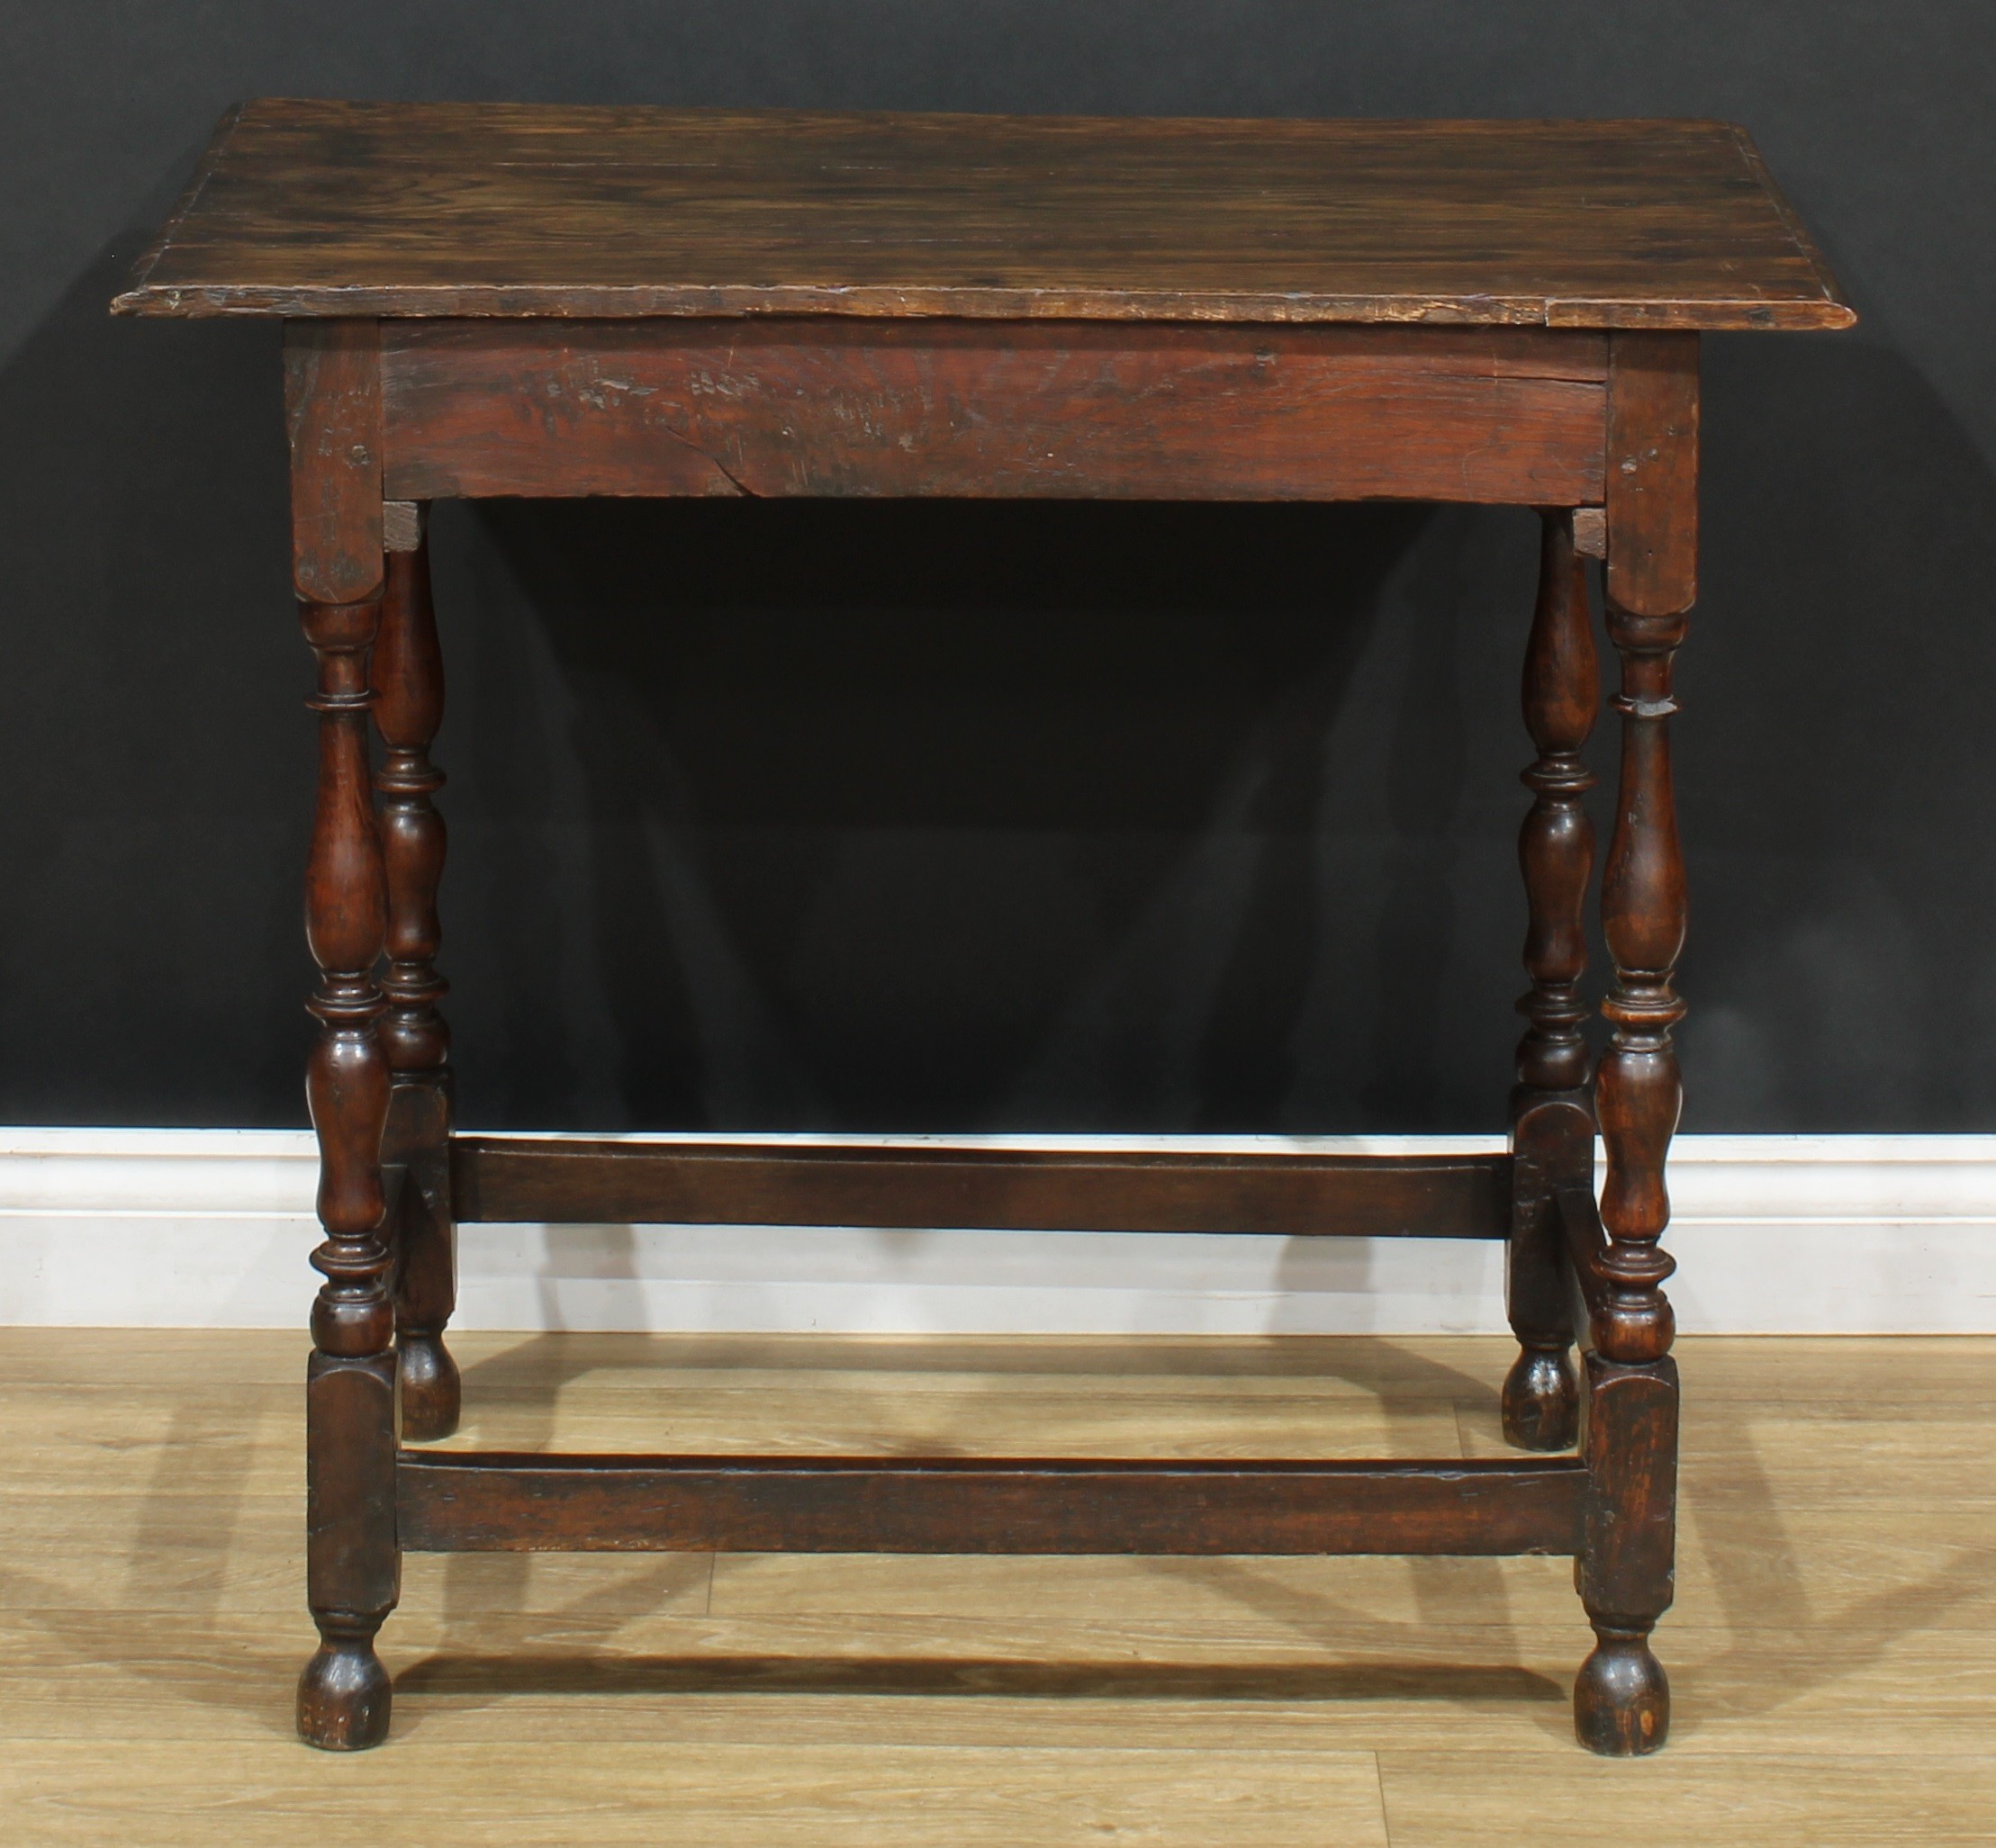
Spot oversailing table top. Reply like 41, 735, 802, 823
113, 100, 1852, 330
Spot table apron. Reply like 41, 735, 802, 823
378, 319, 1611, 505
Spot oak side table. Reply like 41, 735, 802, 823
115, 101, 1853, 1756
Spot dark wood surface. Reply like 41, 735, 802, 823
1513, 509, 1601, 1106
293, 497, 398, 1745
1593, 589, 1688, 1369
1578, 364, 1691, 1749
113, 100, 1852, 329
135, 95, 1848, 1757
397, 1450, 1586, 1557
451, 1137, 1513, 1240
284, 321, 383, 607
372, 529, 461, 1442
1604, 332, 1702, 615
1500, 509, 1598, 1454
372, 535, 449, 1082
380, 320, 1610, 505
1575, 1354, 1680, 1754
1559, 1185, 1614, 1331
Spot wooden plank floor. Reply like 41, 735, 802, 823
3, 1330, 1993, 1843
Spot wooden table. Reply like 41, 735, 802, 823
115, 100, 1853, 1758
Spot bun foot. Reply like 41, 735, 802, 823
398, 1331, 461, 1441
297, 1616, 393, 1750
1502, 1345, 1579, 1451
1574, 1624, 1669, 1756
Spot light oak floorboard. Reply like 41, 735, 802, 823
2, 1330, 1992, 1842
1376, 1751, 1996, 1847
0, 1741, 1392, 1848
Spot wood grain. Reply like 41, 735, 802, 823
5, 1330, 1996, 1843
1377, 1753, 1996, 1848
397, 1451, 1585, 1556
283, 321, 382, 606
380, 320, 1612, 504
451, 1137, 1513, 1239
0, 1740, 1395, 1847
1502, 510, 1597, 1454
104, 89, 1856, 1772
293, 406, 396, 1745
5, 1331, 1996, 1835
1605, 331, 1701, 616
113, 102, 1855, 330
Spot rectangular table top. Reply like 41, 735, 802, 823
114, 100, 1851, 331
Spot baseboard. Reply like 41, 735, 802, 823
2, 1128, 1991, 1334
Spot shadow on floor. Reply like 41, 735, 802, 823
4, 1331, 1969, 1749
393, 1651, 1562, 1705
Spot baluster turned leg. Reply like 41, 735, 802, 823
294, 592, 400, 1750
374, 503, 459, 1440
1573, 591, 1687, 1756
1503, 509, 1598, 1451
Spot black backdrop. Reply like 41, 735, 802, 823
5, 4, 1992, 1132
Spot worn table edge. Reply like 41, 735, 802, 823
1723, 122, 1856, 327
108, 281, 1859, 329
108, 101, 1857, 332
118, 101, 245, 311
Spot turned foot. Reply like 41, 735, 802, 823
1574, 1622, 1669, 1756
297, 1613, 393, 1750
397, 1330, 461, 1441
1502, 1344, 1579, 1451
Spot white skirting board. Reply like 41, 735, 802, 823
2, 1128, 1992, 1335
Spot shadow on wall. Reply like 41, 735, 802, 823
1684, 333, 1996, 1128
0, 239, 301, 1124
445, 492, 1458, 1131
0, 239, 1992, 1131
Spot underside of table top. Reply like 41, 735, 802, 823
113, 100, 1852, 330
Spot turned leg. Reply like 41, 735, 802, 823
1573, 588, 1686, 1757
295, 590, 400, 1750
374, 505, 459, 1441
289, 320, 399, 1750
1504, 509, 1598, 1452
1569, 332, 1696, 1757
